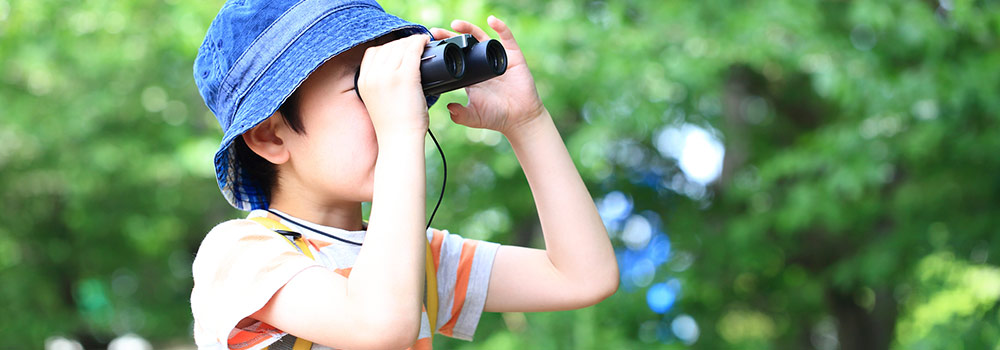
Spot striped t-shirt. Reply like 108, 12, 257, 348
190, 209, 500, 350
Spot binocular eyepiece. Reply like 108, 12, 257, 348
419, 34, 507, 96
354, 34, 507, 100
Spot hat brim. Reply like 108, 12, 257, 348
214, 6, 433, 210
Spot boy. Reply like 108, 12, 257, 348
191, 0, 618, 349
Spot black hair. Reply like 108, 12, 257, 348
233, 90, 305, 200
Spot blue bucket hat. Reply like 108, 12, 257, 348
194, 0, 435, 210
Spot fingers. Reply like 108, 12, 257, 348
447, 16, 521, 52
387, 34, 428, 70
486, 15, 520, 51
364, 34, 427, 71
446, 103, 476, 127
398, 34, 430, 70
358, 34, 432, 133
429, 27, 459, 40
357, 34, 429, 98
450, 19, 491, 42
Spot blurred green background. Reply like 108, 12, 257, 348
3, 0, 1000, 349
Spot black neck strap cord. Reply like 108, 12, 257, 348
267, 209, 363, 246
426, 128, 447, 231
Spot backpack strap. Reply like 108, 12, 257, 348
248, 216, 315, 260
425, 240, 438, 335
248, 216, 317, 350
248, 215, 440, 341
263, 334, 312, 350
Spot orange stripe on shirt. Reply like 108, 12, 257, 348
306, 238, 332, 250
408, 337, 432, 350
438, 240, 477, 336
229, 322, 279, 350
430, 231, 444, 271
229, 334, 269, 350
335, 267, 352, 278
227, 330, 258, 348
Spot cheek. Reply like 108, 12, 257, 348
361, 114, 378, 154
341, 107, 378, 171
322, 102, 375, 156
351, 110, 378, 198
359, 113, 379, 172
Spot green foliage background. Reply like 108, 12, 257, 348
2, 0, 999, 348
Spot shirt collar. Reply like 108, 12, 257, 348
248, 209, 367, 245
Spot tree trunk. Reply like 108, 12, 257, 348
826, 287, 897, 350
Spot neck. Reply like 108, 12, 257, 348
268, 196, 365, 231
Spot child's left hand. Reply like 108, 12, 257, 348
430, 16, 546, 137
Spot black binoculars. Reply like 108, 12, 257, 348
419, 34, 507, 96
354, 34, 507, 100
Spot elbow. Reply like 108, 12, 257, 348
341, 312, 421, 350
372, 314, 422, 349
594, 263, 620, 302
572, 263, 620, 308
593, 229, 620, 302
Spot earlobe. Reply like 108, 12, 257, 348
242, 115, 290, 165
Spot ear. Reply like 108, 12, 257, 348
242, 114, 290, 165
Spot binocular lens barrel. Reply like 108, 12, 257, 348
355, 34, 508, 101
486, 40, 507, 75
420, 42, 465, 87
421, 35, 508, 96
446, 45, 465, 77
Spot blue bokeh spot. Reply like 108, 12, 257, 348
647, 282, 677, 314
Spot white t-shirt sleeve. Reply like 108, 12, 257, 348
190, 219, 320, 349
427, 228, 500, 341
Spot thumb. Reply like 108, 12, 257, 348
447, 103, 477, 127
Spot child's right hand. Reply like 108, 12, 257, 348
356, 34, 431, 139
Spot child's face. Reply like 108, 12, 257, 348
277, 35, 395, 204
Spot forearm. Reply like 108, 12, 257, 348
350, 133, 426, 319
251, 134, 428, 348
504, 110, 618, 289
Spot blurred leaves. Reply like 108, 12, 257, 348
2, 0, 1000, 348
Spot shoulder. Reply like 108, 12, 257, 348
192, 219, 288, 275
190, 219, 315, 347
196, 219, 266, 254
202, 218, 270, 243
190, 217, 317, 303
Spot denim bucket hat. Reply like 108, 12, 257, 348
194, 0, 435, 210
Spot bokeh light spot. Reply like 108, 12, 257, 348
679, 127, 725, 185
597, 191, 632, 232
647, 282, 678, 314
141, 86, 168, 113
850, 25, 877, 51
630, 258, 656, 288
655, 123, 725, 185
645, 233, 672, 265
671, 314, 700, 345
622, 215, 652, 250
